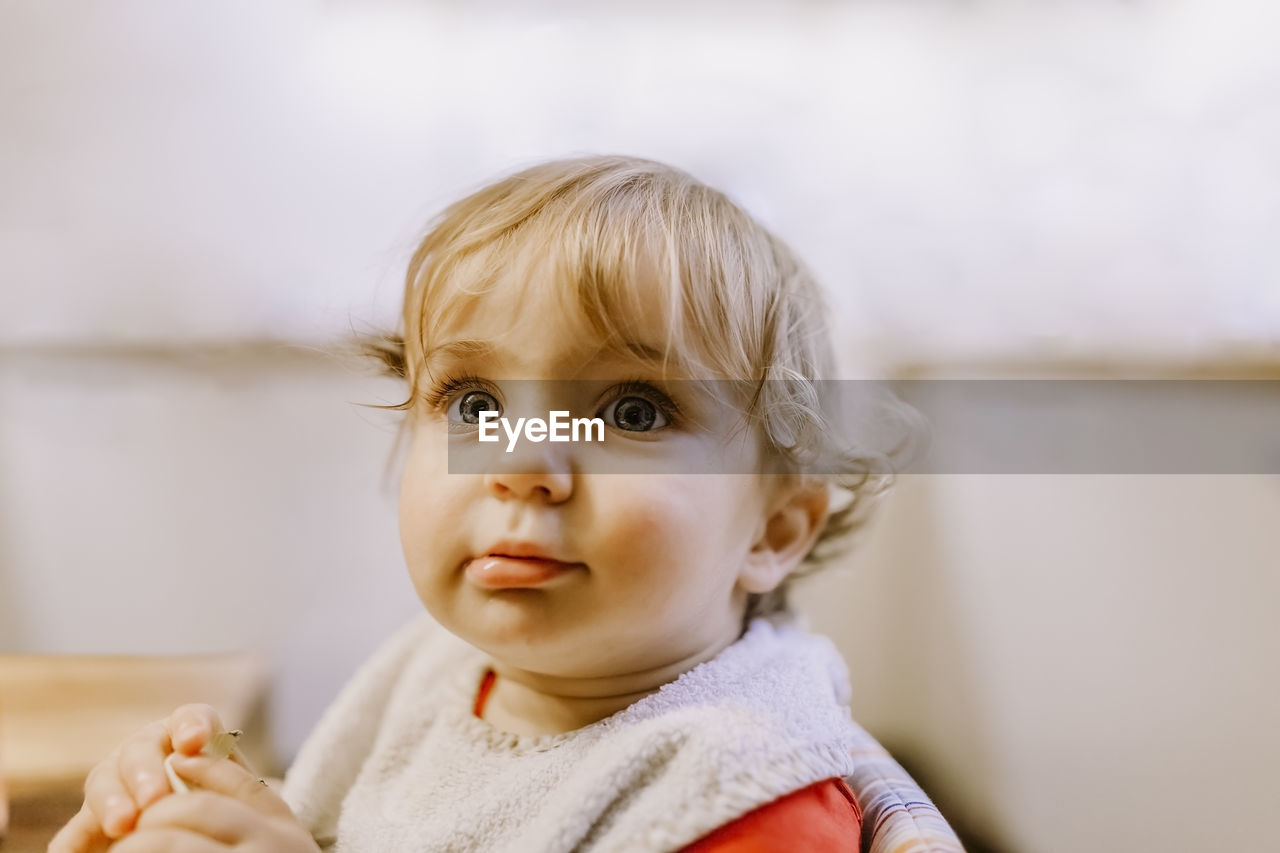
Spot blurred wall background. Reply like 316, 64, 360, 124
2, 1, 1277, 851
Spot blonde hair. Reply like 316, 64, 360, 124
357, 155, 899, 618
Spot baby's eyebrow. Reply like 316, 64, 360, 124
423, 339, 500, 365
612, 340, 668, 365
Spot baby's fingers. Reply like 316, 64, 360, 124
136, 759, 318, 853
79, 741, 148, 838
115, 721, 176, 809
78, 718, 173, 838
134, 789, 256, 845
166, 754, 290, 819
108, 826, 229, 853
75, 704, 225, 841
165, 703, 227, 756
46, 802, 113, 853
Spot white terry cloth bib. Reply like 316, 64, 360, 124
282, 613, 860, 853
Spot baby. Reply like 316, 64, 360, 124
50, 156, 951, 852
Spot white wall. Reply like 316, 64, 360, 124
3, 2, 1278, 850
0, 347, 422, 762
795, 474, 1280, 852
2, 1, 1277, 355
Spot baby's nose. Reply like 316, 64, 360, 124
483, 443, 573, 503
486, 470, 572, 503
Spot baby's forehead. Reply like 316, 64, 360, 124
416, 250, 699, 377
418, 329, 688, 382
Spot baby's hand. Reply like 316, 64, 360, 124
48, 703, 234, 853
106, 753, 320, 852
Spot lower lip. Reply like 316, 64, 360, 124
464, 556, 581, 589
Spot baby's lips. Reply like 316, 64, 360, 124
465, 555, 584, 589
481, 539, 574, 562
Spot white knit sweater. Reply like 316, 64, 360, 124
280, 612, 861, 853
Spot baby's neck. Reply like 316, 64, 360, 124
480, 678, 654, 736
482, 636, 739, 736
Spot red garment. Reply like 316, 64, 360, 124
474, 668, 497, 718
679, 778, 861, 852
474, 670, 862, 851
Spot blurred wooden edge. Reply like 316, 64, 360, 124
0, 652, 272, 799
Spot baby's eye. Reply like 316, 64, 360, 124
600, 394, 669, 432
422, 373, 503, 426
452, 389, 501, 425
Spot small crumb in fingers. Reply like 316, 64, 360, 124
163, 753, 190, 794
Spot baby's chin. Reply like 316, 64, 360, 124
426, 590, 613, 671
460, 617, 736, 689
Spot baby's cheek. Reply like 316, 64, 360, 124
398, 490, 440, 555
591, 487, 703, 571
399, 474, 471, 570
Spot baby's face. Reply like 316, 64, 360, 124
397, 268, 775, 679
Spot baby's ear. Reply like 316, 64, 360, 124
739, 479, 831, 594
